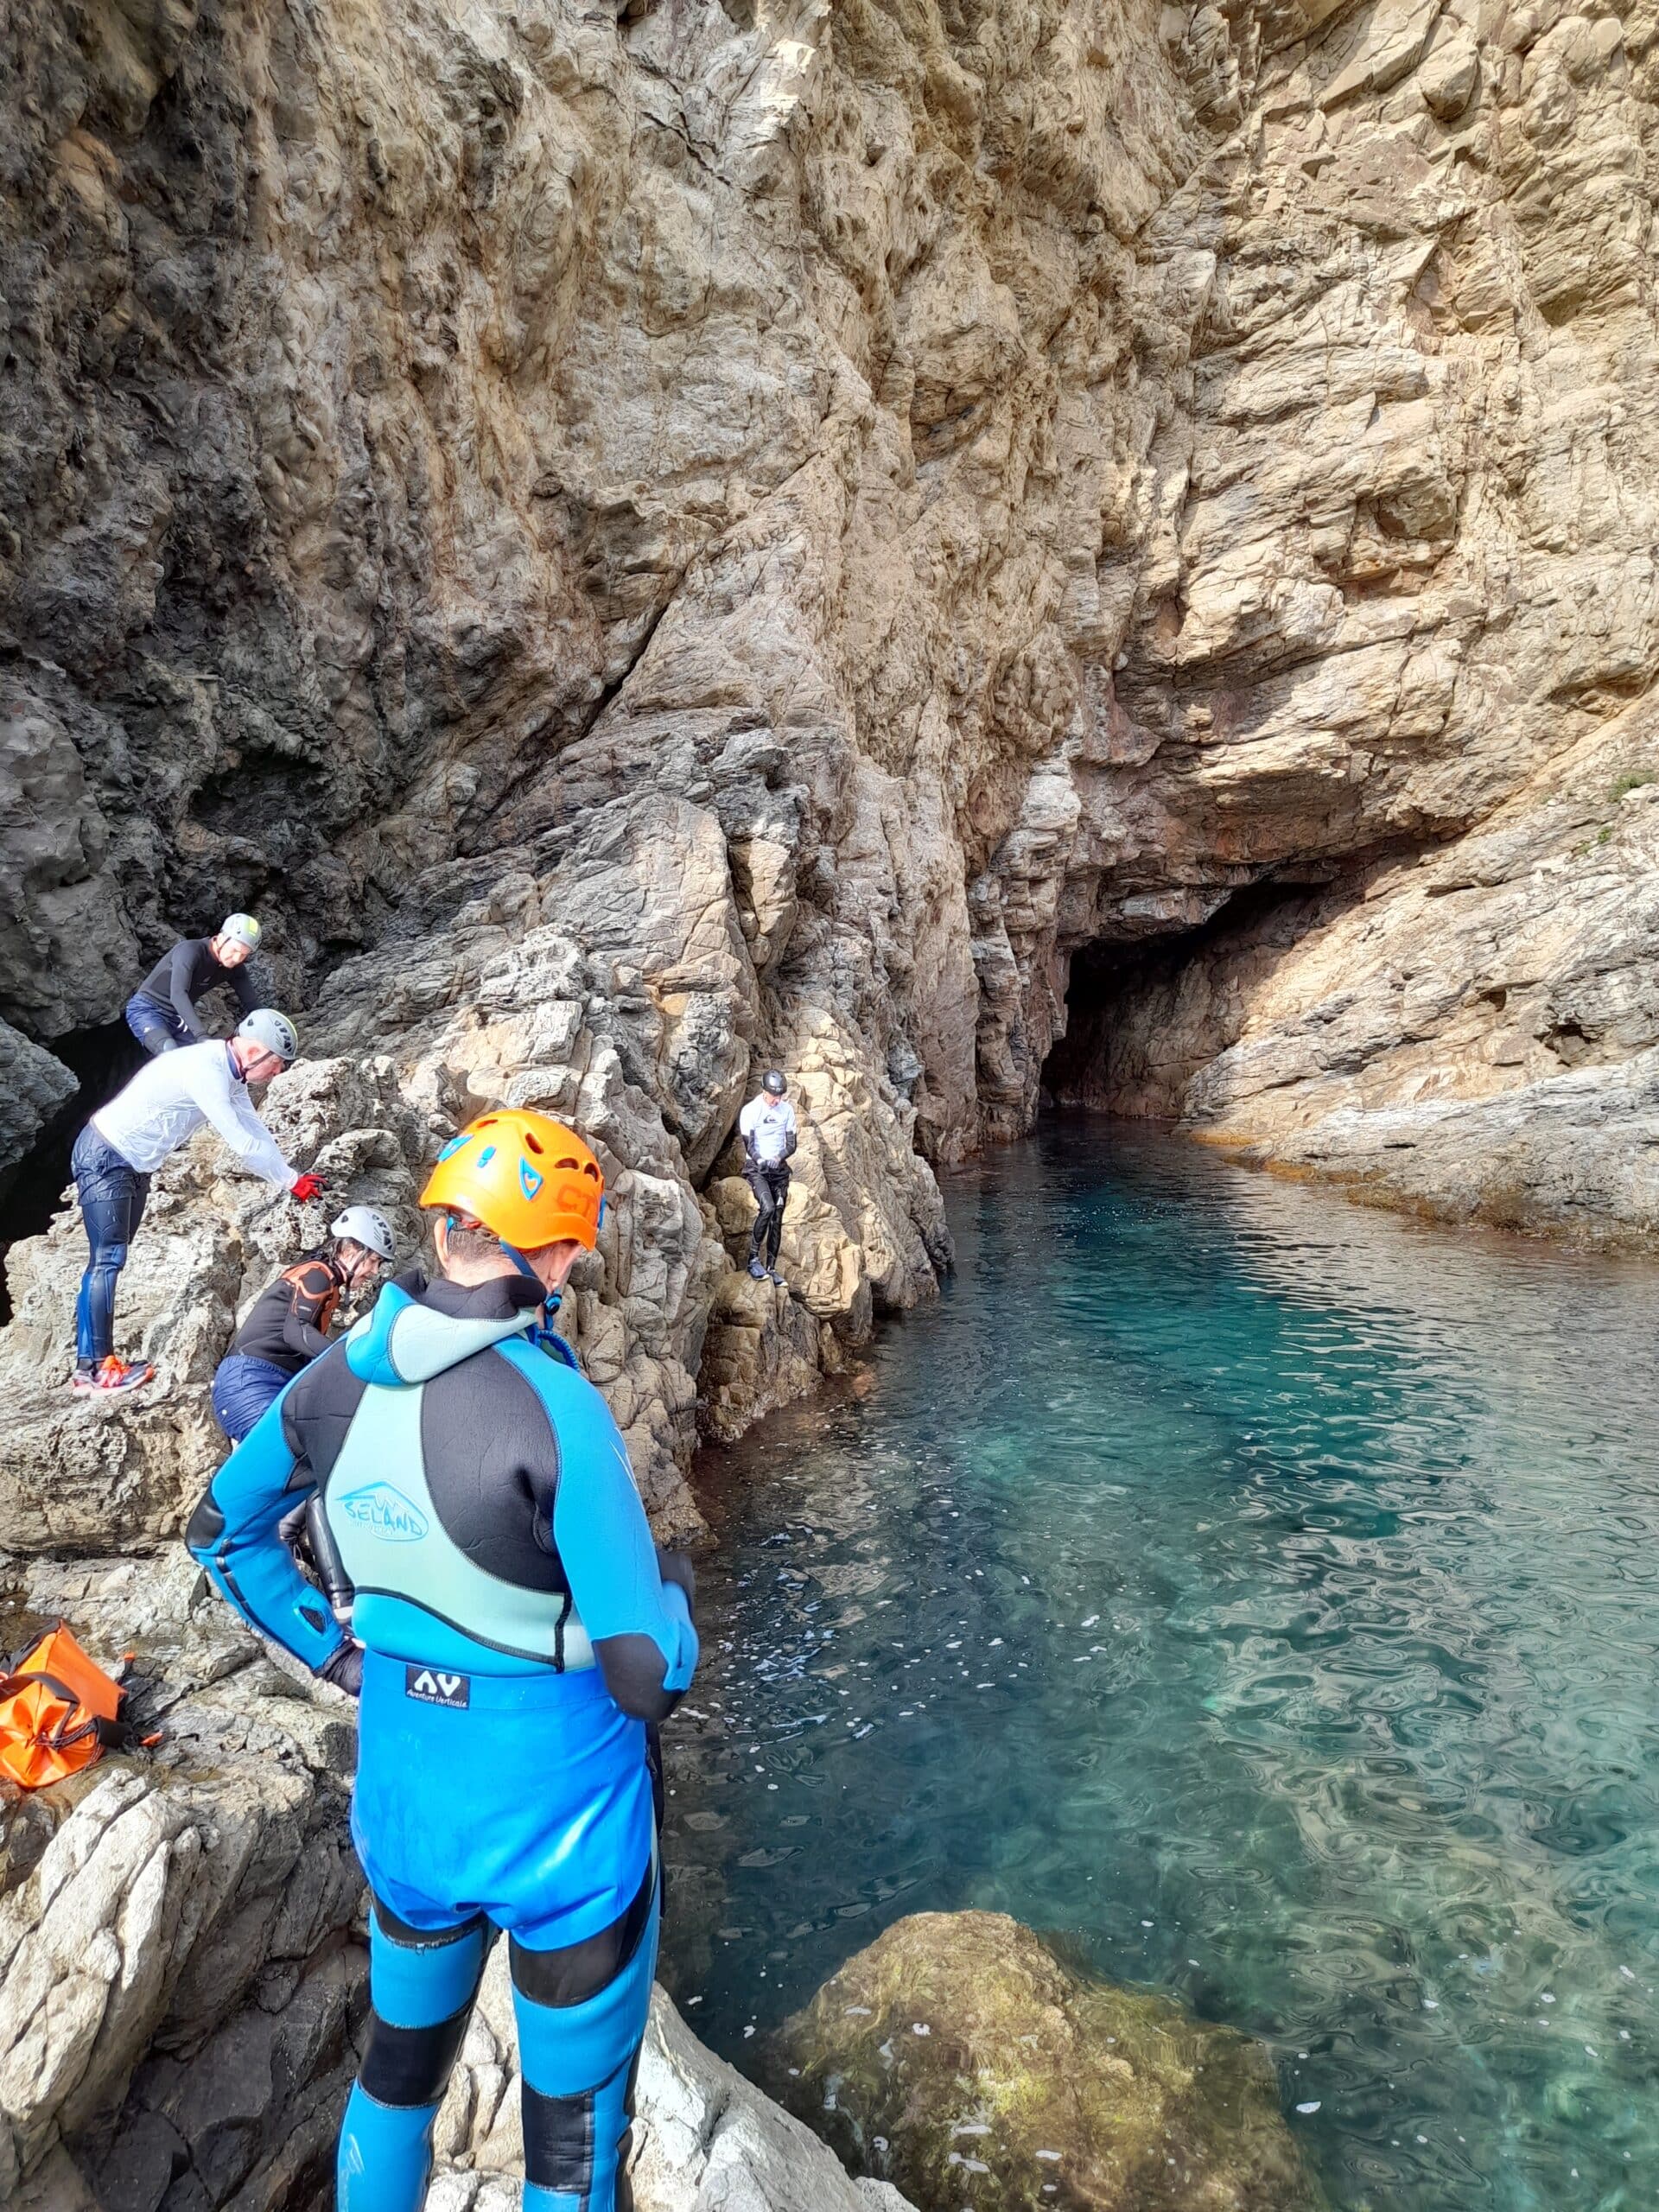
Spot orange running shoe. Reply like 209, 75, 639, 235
72, 1356, 155, 1394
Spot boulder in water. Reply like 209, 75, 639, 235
772, 1911, 1324, 2212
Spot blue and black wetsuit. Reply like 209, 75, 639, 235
186, 1269, 698, 2212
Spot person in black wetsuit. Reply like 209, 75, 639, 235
212, 1205, 397, 1441
125, 913, 264, 1054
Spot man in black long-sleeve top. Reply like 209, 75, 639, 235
124, 913, 264, 1054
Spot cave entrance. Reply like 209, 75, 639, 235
1040, 877, 1331, 1123
0, 1020, 145, 1325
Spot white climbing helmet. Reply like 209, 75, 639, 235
236, 1007, 298, 1062
220, 912, 262, 950
330, 1205, 395, 1263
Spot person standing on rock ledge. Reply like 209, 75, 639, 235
124, 912, 265, 1055
70, 1009, 322, 1395
740, 1067, 797, 1284
210, 1204, 397, 1442
186, 1107, 698, 2212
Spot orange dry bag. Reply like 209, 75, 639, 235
0, 1624, 135, 1789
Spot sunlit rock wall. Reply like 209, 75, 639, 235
4, 0, 1659, 1513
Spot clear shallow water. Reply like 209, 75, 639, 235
659, 1124, 1659, 2212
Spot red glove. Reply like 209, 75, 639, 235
291, 1172, 326, 1202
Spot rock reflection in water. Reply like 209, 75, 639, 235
661, 1122, 1659, 2212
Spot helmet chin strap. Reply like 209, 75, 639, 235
500, 1238, 563, 1323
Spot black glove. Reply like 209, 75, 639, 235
656, 1548, 696, 1612
318, 1642, 363, 1696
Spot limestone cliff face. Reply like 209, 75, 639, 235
3, 0, 1659, 1512
3, 3, 1658, 2201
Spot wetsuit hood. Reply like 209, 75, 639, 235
345, 1272, 541, 1387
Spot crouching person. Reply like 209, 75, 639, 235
186, 1110, 698, 2212
212, 1205, 397, 1443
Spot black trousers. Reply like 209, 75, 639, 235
746, 1160, 790, 1268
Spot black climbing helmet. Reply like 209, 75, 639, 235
763, 1070, 786, 1096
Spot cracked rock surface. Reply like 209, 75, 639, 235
4, 0, 1659, 2202
5, 0, 1656, 1267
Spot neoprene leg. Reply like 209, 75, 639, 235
336, 1903, 488, 2212
76, 1224, 128, 1363
746, 1169, 772, 1266
762, 1168, 788, 1267
511, 1868, 661, 2212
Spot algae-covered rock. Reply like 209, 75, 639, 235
772, 1911, 1323, 2212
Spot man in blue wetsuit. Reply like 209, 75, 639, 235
186, 1109, 698, 2212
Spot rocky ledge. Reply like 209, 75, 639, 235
0, 1547, 916, 2212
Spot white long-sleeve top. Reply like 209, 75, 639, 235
92, 1039, 298, 1188
739, 1092, 798, 1166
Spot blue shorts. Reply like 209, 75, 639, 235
212, 1352, 292, 1443
353, 1651, 655, 1953
124, 995, 194, 1054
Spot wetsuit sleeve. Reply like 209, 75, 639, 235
168, 944, 207, 1039
547, 1383, 698, 1724
183, 1052, 299, 1188
230, 962, 262, 1017
184, 1394, 346, 1672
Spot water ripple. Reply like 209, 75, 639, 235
663, 1124, 1659, 2212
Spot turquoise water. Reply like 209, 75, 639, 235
658, 1124, 1659, 2212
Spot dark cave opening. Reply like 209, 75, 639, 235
1041, 873, 1351, 1117
0, 1020, 145, 1325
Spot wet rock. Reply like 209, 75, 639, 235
631, 1988, 917, 2212
434, 1972, 916, 2212
772, 1911, 1323, 2212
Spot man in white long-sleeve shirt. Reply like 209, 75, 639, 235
738, 1069, 798, 1285
69, 1009, 324, 1395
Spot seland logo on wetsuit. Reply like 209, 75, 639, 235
338, 1482, 430, 1543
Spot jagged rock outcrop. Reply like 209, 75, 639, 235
3, 0, 1657, 1265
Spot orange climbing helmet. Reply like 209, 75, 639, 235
419, 1109, 606, 1251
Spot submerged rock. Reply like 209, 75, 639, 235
772, 1912, 1323, 2212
